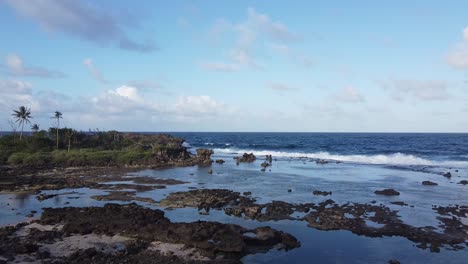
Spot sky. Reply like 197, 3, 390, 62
0, 0, 467, 132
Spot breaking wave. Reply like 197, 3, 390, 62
212, 148, 468, 167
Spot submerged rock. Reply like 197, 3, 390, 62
312, 190, 332, 196
422, 181, 438, 186
316, 159, 329, 165
215, 159, 225, 164
458, 180, 467, 185
374, 189, 400, 196
442, 172, 452, 178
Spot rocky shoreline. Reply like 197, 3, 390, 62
1, 147, 467, 263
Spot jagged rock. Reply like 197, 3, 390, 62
374, 189, 400, 196
422, 181, 438, 186
235, 153, 256, 163
196, 148, 213, 166
215, 159, 225, 164
458, 180, 468, 185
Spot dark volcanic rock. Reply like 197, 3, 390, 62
442, 172, 452, 178
422, 181, 438, 186
235, 153, 256, 163
390, 201, 408, 206
312, 190, 332, 196
316, 159, 329, 164
458, 180, 468, 185
38, 203, 299, 261
374, 189, 400, 196
159, 189, 255, 210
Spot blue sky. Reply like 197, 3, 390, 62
0, 0, 467, 132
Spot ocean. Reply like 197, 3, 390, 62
173, 132, 468, 168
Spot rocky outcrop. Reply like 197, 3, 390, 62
215, 159, 225, 164
458, 180, 468, 185
235, 153, 256, 163
196, 148, 213, 166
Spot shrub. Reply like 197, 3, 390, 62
23, 152, 52, 166
7, 152, 28, 165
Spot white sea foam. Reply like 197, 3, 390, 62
212, 148, 468, 167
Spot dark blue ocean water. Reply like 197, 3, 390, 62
170, 132, 468, 167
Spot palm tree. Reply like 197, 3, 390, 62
64, 128, 74, 152
52, 111, 63, 150
12, 106, 32, 140
31, 124, 39, 133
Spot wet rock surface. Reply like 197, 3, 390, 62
312, 190, 332, 196
422, 181, 438, 186
159, 189, 468, 252
91, 191, 157, 204
0, 166, 186, 194
0, 203, 299, 263
374, 189, 400, 196
458, 180, 468, 185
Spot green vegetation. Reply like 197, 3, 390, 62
1, 107, 190, 167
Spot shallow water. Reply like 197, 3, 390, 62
1, 150, 467, 263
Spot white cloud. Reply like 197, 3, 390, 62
0, 79, 39, 114
172, 96, 224, 116
447, 27, 468, 69
6, 0, 156, 53
380, 79, 450, 101
83, 58, 108, 83
4, 53, 65, 78
203, 7, 300, 72
333, 87, 365, 103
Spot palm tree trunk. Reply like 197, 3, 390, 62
20, 122, 24, 141
56, 119, 59, 150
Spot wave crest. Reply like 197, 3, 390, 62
212, 148, 468, 167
